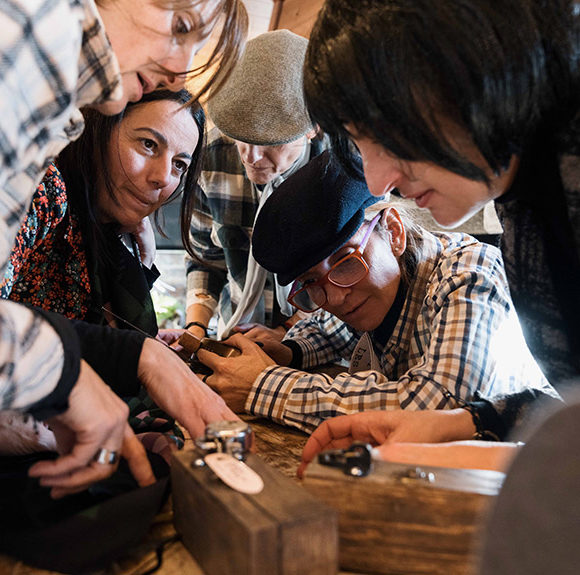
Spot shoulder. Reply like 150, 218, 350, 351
28, 163, 69, 230
423, 232, 507, 291
203, 126, 245, 175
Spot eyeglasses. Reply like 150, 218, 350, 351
287, 211, 382, 312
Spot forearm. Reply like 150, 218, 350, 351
185, 268, 220, 321
71, 320, 145, 398
0, 302, 80, 420
377, 439, 520, 472
185, 303, 214, 338
247, 365, 481, 437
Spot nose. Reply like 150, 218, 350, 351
148, 156, 173, 192
162, 71, 187, 91
244, 145, 264, 165
159, 39, 202, 92
324, 282, 348, 309
362, 154, 404, 198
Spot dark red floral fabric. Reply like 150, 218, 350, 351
0, 164, 92, 318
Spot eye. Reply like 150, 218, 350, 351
173, 14, 192, 36
141, 138, 156, 151
173, 159, 189, 173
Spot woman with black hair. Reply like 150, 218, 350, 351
300, 0, 579, 446
299, 3, 579, 571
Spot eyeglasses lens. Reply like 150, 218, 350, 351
291, 285, 324, 312
329, 256, 367, 287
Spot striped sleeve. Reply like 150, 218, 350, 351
186, 180, 227, 312
0, 300, 79, 416
245, 366, 428, 434
284, 310, 358, 368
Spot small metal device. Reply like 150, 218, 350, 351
194, 421, 254, 461
318, 442, 373, 477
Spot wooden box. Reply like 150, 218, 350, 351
172, 450, 338, 575
302, 460, 504, 575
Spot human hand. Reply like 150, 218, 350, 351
137, 338, 239, 438
197, 333, 276, 413
156, 328, 186, 346
28, 360, 155, 498
234, 323, 287, 342
133, 217, 156, 268
297, 409, 476, 478
234, 324, 292, 365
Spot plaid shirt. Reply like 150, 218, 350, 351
0, 0, 121, 411
246, 231, 556, 433
186, 127, 325, 329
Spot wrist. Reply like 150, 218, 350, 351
184, 321, 208, 337
439, 408, 478, 442
137, 338, 162, 384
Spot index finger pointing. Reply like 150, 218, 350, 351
122, 425, 155, 487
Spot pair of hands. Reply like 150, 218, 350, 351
158, 323, 289, 413
197, 333, 277, 412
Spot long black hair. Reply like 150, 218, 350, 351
57, 88, 205, 259
305, 0, 579, 182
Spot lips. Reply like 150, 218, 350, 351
400, 188, 434, 208
125, 186, 155, 209
342, 298, 368, 319
136, 73, 155, 97
414, 189, 434, 208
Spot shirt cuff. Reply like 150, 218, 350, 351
281, 340, 303, 368
144, 264, 161, 289
245, 366, 300, 423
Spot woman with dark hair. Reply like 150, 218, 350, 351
0, 89, 236, 461
2, 89, 204, 337
299, 3, 579, 571
0, 0, 248, 494
300, 0, 579, 447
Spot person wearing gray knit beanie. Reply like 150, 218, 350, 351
184, 29, 327, 345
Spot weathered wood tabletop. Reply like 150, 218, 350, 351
0, 416, 366, 575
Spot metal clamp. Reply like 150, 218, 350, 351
318, 442, 372, 477
194, 421, 254, 463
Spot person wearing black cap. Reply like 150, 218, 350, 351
196, 152, 555, 430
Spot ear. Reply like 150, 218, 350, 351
305, 127, 319, 140
381, 207, 406, 257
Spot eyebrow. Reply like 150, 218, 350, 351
134, 127, 192, 161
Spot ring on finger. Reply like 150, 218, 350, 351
94, 447, 119, 465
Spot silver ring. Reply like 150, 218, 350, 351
94, 448, 119, 465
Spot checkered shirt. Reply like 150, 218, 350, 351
246, 231, 556, 433
0, 0, 121, 410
